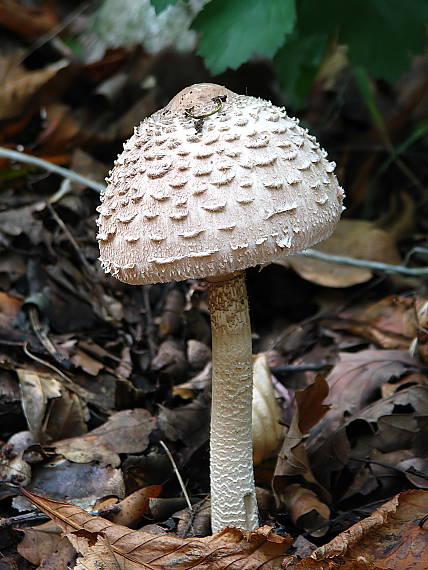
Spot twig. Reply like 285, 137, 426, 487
46, 202, 94, 276
302, 249, 428, 276
0, 147, 105, 193
0, 511, 48, 528
2, 147, 426, 278
159, 440, 193, 513
270, 363, 330, 374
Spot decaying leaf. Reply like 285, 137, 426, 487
308, 349, 417, 449
158, 395, 210, 462
16, 367, 89, 444
54, 409, 155, 467
17, 520, 64, 566
277, 219, 401, 287
252, 353, 284, 465
0, 59, 69, 120
307, 490, 428, 570
282, 484, 330, 537
309, 384, 428, 501
158, 288, 186, 337
107, 485, 162, 528
331, 295, 422, 350
21, 489, 293, 569
22, 458, 125, 511
17, 368, 62, 443
273, 376, 331, 531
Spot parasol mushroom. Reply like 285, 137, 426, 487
96, 83, 345, 532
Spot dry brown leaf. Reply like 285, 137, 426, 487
295, 375, 330, 435
308, 349, 417, 449
16, 368, 62, 443
282, 484, 330, 537
306, 490, 428, 569
158, 288, 186, 337
70, 348, 105, 376
21, 489, 293, 569
0, 290, 21, 324
108, 485, 162, 528
252, 353, 284, 465
273, 376, 331, 515
17, 520, 63, 566
276, 219, 401, 287
331, 295, 423, 350
54, 409, 155, 467
309, 384, 428, 500
0, 60, 68, 120
151, 338, 188, 379
187, 339, 212, 372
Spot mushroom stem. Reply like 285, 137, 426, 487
207, 271, 259, 532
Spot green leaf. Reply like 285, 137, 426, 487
274, 32, 328, 107
193, 0, 296, 75
299, 0, 428, 80
150, 0, 179, 14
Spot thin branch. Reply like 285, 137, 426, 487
302, 249, 428, 276
0, 147, 105, 193
159, 440, 193, 514
2, 147, 426, 278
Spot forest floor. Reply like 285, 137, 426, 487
1, 3, 428, 568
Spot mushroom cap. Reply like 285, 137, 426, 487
97, 83, 345, 284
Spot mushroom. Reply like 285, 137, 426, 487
97, 83, 345, 532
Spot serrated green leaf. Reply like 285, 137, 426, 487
150, 0, 179, 14
274, 32, 327, 108
299, 0, 428, 80
193, 0, 296, 75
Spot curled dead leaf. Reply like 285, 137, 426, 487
252, 353, 284, 465
283, 484, 330, 537
308, 490, 428, 570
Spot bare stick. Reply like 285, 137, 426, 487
302, 249, 428, 276
159, 440, 193, 513
0, 147, 105, 193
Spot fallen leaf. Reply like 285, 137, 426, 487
330, 295, 423, 350
70, 348, 104, 376
277, 219, 401, 287
273, 376, 331, 518
158, 394, 210, 462
307, 490, 428, 570
0, 443, 31, 496
309, 384, 428, 500
252, 353, 284, 465
108, 485, 162, 528
17, 520, 63, 566
17, 368, 62, 443
151, 338, 188, 379
308, 349, 417, 450
54, 409, 155, 467
22, 458, 125, 511
0, 60, 68, 120
21, 489, 293, 569
187, 339, 212, 372
158, 288, 186, 337
282, 484, 330, 537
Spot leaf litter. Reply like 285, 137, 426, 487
0, 5, 427, 568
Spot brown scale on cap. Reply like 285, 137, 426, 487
98, 83, 344, 285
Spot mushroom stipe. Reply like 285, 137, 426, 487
97, 83, 344, 532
